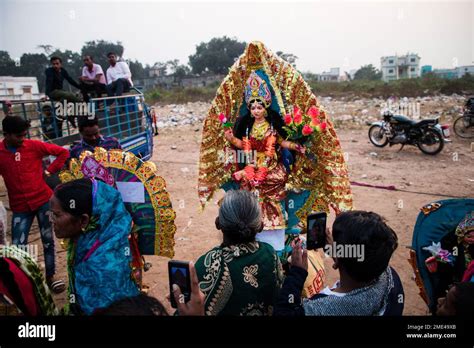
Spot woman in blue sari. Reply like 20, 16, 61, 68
50, 178, 139, 315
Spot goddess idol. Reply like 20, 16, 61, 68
198, 41, 353, 253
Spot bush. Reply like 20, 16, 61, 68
145, 85, 219, 105
144, 75, 474, 105
308, 75, 474, 98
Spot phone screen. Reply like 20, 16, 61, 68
307, 212, 327, 250
168, 260, 191, 308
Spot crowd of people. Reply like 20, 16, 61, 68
0, 126, 472, 316
0, 42, 473, 318
39, 52, 134, 141
46, 52, 133, 104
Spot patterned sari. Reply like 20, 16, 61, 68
195, 241, 284, 316
66, 180, 140, 315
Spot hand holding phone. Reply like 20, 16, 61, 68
171, 261, 206, 316
306, 212, 327, 250
289, 238, 308, 271
168, 260, 192, 309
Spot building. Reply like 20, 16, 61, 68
317, 68, 340, 82
421, 65, 473, 79
0, 76, 43, 101
381, 53, 420, 82
433, 68, 457, 79
456, 65, 474, 78
421, 65, 432, 75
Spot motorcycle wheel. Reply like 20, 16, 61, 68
368, 125, 388, 147
417, 128, 444, 155
453, 115, 474, 138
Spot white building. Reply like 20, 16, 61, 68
456, 65, 474, 78
0, 76, 43, 101
381, 53, 420, 82
317, 67, 340, 81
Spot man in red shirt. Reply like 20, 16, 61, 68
0, 116, 69, 293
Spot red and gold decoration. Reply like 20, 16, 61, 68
198, 41, 353, 223
59, 147, 176, 258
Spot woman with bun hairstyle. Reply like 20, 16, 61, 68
194, 190, 284, 316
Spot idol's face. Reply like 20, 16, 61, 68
250, 102, 266, 120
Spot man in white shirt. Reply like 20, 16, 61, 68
106, 52, 133, 99
79, 55, 107, 102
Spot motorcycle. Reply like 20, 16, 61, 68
368, 111, 450, 155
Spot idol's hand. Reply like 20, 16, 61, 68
296, 145, 306, 155
224, 129, 234, 142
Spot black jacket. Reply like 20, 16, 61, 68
45, 67, 80, 96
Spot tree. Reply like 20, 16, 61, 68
150, 62, 168, 77
129, 60, 146, 80
174, 65, 191, 80
18, 53, 49, 92
166, 59, 180, 74
353, 64, 382, 80
276, 51, 298, 68
0, 51, 17, 76
80, 40, 124, 72
188, 36, 246, 75
164, 59, 191, 84
37, 44, 54, 56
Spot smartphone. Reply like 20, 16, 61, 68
306, 212, 327, 250
168, 260, 191, 308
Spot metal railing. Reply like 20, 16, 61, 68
0, 88, 150, 148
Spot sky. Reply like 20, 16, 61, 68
1, 0, 473, 73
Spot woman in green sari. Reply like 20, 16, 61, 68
195, 190, 284, 316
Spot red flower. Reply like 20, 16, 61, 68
320, 122, 327, 131
284, 114, 293, 125
310, 117, 320, 127
293, 106, 303, 125
307, 106, 320, 118
302, 124, 313, 136
218, 113, 227, 123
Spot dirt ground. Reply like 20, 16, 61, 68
1, 119, 473, 315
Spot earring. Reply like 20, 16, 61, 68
332, 263, 338, 270
81, 226, 86, 232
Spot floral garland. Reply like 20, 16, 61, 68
283, 106, 327, 140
